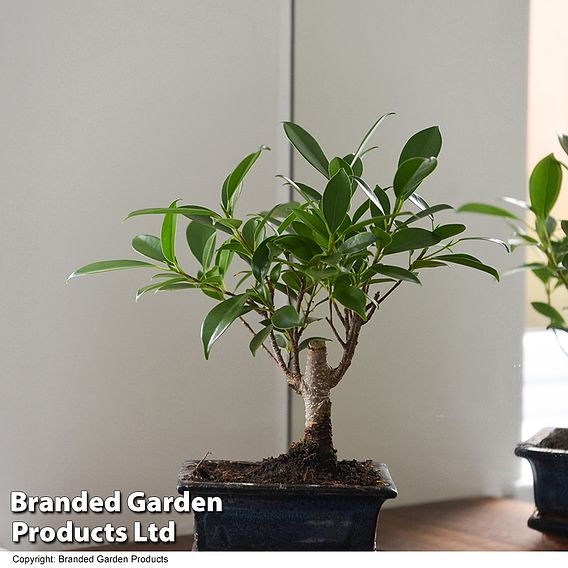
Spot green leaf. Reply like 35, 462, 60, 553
283, 122, 329, 177
457, 203, 519, 219
369, 264, 420, 284
201, 294, 248, 359
274, 234, 320, 261
249, 324, 273, 356
277, 175, 322, 204
531, 301, 564, 324
398, 126, 442, 166
322, 169, 351, 232
252, 241, 271, 282
161, 200, 179, 263
342, 154, 363, 177
353, 177, 384, 212
132, 235, 166, 262
328, 156, 353, 178
221, 146, 269, 212
305, 267, 340, 280
271, 305, 302, 329
433, 224, 466, 240
334, 285, 367, 319
338, 233, 377, 254
186, 222, 217, 267
351, 113, 395, 165
404, 204, 453, 225
136, 277, 188, 301
559, 133, 568, 156
529, 154, 562, 219
412, 260, 447, 268
435, 254, 499, 281
561, 220, 568, 236
69, 259, 157, 279
393, 157, 437, 199
126, 206, 218, 220
298, 337, 331, 352
383, 228, 441, 254
274, 333, 287, 348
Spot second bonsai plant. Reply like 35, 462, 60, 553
70, 114, 500, 550
460, 134, 568, 536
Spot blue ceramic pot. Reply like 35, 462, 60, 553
515, 427, 568, 536
177, 460, 397, 550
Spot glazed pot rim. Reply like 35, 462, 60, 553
515, 426, 568, 457
177, 459, 397, 498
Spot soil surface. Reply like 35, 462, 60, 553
188, 442, 387, 487
540, 428, 568, 451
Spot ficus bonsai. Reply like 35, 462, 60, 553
459, 133, 568, 341
70, 114, 501, 472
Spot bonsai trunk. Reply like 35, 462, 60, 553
301, 340, 335, 468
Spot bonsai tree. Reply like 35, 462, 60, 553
70, 115, 501, 471
459, 134, 568, 341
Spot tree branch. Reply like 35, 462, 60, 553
270, 331, 301, 394
329, 313, 363, 388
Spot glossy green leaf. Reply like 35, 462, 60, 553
383, 228, 441, 254
369, 264, 420, 284
201, 294, 248, 359
249, 324, 273, 356
457, 203, 519, 219
126, 206, 218, 220
274, 234, 320, 261
353, 177, 383, 212
277, 175, 322, 204
398, 126, 442, 166
435, 254, 499, 281
433, 224, 466, 240
283, 122, 329, 177
351, 113, 395, 165
334, 285, 367, 319
221, 146, 269, 211
338, 233, 377, 254
132, 235, 166, 262
561, 220, 568, 236
271, 305, 302, 329
393, 157, 437, 199
328, 156, 353, 178
559, 133, 568, 156
136, 277, 188, 301
305, 267, 340, 280
342, 154, 363, 177
69, 259, 157, 279
252, 241, 271, 282
412, 260, 447, 268
186, 222, 217, 267
322, 170, 351, 232
161, 200, 179, 263
531, 301, 564, 323
404, 204, 453, 225
529, 154, 562, 219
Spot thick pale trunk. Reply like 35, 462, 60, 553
301, 340, 335, 466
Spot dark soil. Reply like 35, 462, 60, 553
540, 428, 568, 451
188, 442, 387, 487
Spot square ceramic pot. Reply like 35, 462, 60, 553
515, 427, 568, 536
177, 460, 397, 551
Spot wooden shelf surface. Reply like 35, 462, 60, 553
82, 497, 568, 552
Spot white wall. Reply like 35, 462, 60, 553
0, 0, 290, 549
292, 0, 529, 506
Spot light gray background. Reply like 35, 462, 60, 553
1, 0, 528, 550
